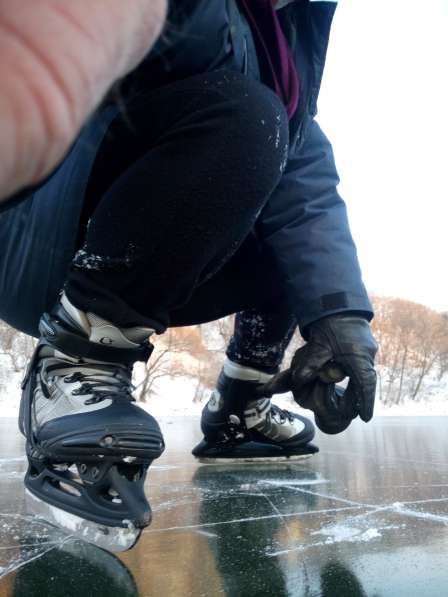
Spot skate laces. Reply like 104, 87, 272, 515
47, 362, 135, 405
246, 399, 295, 425
268, 404, 295, 425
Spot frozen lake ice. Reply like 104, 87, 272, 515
1, 415, 448, 596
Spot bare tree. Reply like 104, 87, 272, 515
437, 312, 448, 381
135, 327, 209, 402
0, 322, 37, 373
370, 295, 448, 405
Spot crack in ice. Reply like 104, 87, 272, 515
145, 505, 362, 534
321, 449, 448, 469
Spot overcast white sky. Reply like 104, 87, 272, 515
317, 0, 448, 312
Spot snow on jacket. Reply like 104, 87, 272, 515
0, 0, 372, 337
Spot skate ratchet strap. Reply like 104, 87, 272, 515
39, 313, 153, 365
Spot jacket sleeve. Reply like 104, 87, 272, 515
257, 119, 373, 333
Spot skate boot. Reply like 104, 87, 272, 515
19, 293, 165, 551
192, 359, 318, 463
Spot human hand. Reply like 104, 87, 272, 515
260, 315, 378, 434
0, 0, 166, 202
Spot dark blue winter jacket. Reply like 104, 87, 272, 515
0, 0, 372, 337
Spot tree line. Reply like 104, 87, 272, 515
1, 295, 447, 406
370, 296, 448, 405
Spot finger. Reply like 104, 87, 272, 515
330, 384, 359, 420
291, 379, 315, 410
357, 367, 377, 422
318, 363, 346, 384
291, 342, 333, 386
296, 382, 353, 435
257, 369, 292, 397
343, 366, 377, 423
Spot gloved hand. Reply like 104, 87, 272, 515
259, 315, 378, 434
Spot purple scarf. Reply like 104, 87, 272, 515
238, 0, 299, 119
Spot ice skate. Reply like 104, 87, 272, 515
192, 359, 318, 464
19, 294, 165, 552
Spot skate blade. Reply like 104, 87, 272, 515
196, 454, 313, 465
25, 490, 141, 552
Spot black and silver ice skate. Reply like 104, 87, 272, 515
19, 294, 165, 552
192, 359, 318, 464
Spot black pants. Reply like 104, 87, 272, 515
66, 71, 297, 373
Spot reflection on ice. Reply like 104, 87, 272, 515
0, 457, 26, 474
0, 513, 69, 578
0, 457, 26, 465
2, 417, 448, 596
0, 472, 24, 480
0, 512, 138, 594
0, 457, 26, 483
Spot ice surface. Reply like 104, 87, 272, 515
0, 513, 72, 579
1, 416, 448, 596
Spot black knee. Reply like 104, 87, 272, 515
201, 71, 290, 185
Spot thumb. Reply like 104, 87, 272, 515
257, 369, 292, 398
291, 342, 333, 387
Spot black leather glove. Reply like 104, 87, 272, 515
260, 315, 378, 434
